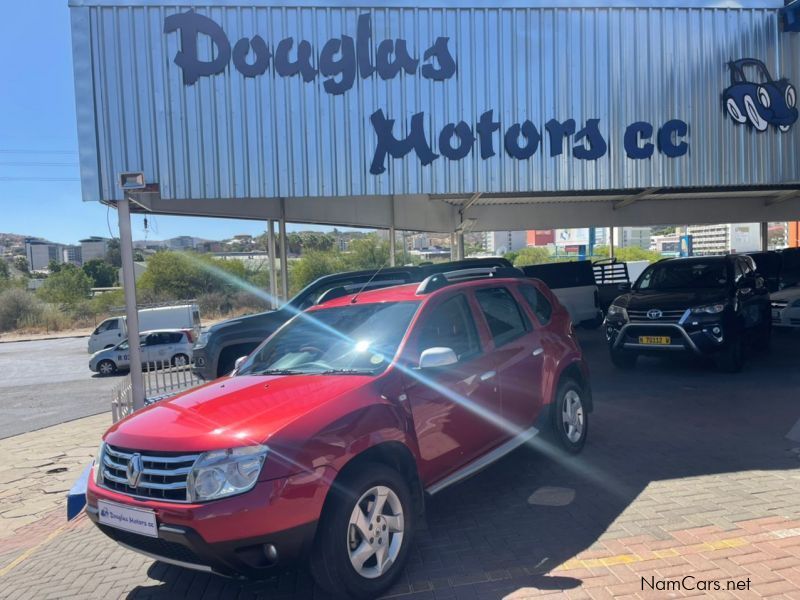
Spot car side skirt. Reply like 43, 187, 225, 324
424, 426, 539, 495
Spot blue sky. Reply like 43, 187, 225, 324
0, 2, 353, 245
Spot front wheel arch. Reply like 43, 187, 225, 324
322, 441, 425, 525
553, 362, 593, 413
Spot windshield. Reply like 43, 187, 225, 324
238, 301, 420, 376
635, 261, 728, 291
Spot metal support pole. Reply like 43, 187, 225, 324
760, 222, 769, 251
450, 233, 457, 260
457, 234, 465, 260
116, 197, 145, 411
388, 196, 397, 267
279, 199, 289, 302
267, 220, 277, 309
609, 227, 616, 259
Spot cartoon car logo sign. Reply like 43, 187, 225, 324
723, 59, 797, 132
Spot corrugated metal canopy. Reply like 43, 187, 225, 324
73, 0, 800, 231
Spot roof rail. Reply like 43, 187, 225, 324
416, 266, 525, 295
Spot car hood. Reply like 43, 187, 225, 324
771, 287, 800, 301
104, 374, 373, 452
616, 288, 729, 311
206, 309, 281, 334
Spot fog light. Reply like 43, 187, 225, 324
263, 544, 278, 564
712, 327, 721, 335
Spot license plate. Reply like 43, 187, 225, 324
97, 500, 158, 538
638, 336, 671, 345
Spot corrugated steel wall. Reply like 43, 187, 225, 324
70, 2, 799, 201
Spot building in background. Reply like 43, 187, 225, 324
613, 227, 652, 250
167, 236, 196, 250
686, 224, 761, 255
650, 233, 682, 256
526, 230, 555, 247
80, 237, 110, 263
25, 239, 62, 271
483, 231, 527, 254
62, 245, 83, 266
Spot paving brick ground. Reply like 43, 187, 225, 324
1, 331, 800, 599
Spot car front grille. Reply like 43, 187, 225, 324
627, 309, 687, 324
101, 444, 199, 503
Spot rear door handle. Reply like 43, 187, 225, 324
480, 370, 496, 381
532, 348, 544, 357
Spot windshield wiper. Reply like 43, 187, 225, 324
254, 368, 305, 376
318, 368, 375, 375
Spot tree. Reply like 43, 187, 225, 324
513, 246, 553, 267
137, 251, 250, 300
0, 260, 8, 280
592, 245, 663, 263
344, 235, 391, 270
37, 265, 92, 305
48, 260, 62, 274
106, 238, 122, 268
83, 259, 118, 287
289, 250, 347, 293
13, 256, 29, 274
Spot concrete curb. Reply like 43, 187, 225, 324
0, 334, 89, 344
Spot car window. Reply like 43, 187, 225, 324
417, 295, 481, 360
518, 284, 553, 325
97, 319, 118, 333
475, 287, 529, 346
144, 334, 161, 346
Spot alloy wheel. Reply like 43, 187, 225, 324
347, 485, 405, 579
561, 390, 584, 443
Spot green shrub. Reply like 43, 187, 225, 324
0, 289, 43, 332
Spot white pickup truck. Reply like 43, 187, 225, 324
87, 304, 201, 354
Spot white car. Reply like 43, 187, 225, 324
89, 329, 194, 376
771, 287, 800, 329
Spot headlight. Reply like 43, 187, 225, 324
607, 305, 628, 321
194, 331, 210, 348
94, 441, 106, 485
691, 303, 726, 314
187, 445, 268, 502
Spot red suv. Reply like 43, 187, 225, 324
86, 268, 592, 599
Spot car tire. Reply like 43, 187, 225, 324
97, 360, 116, 376
610, 349, 637, 369
743, 94, 769, 131
548, 378, 588, 454
716, 338, 744, 373
171, 353, 190, 367
311, 463, 414, 600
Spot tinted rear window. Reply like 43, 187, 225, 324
521, 261, 596, 289
475, 287, 529, 346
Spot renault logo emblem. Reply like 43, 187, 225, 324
647, 309, 663, 320
126, 453, 143, 487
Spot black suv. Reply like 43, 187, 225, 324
192, 258, 511, 379
604, 255, 771, 372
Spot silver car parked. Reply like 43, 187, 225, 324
89, 329, 194, 376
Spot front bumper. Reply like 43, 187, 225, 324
191, 347, 215, 380
86, 465, 333, 578
87, 504, 317, 578
605, 320, 726, 355
772, 306, 800, 328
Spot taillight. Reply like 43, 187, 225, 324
183, 329, 194, 343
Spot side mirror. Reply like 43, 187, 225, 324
419, 347, 458, 369
232, 355, 248, 375
618, 282, 631, 292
